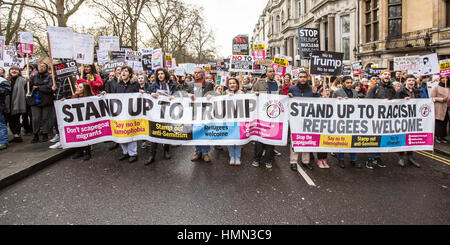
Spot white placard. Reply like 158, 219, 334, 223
98, 36, 120, 52
73, 33, 94, 65
19, 32, 34, 44
419, 53, 439, 76
47, 26, 74, 59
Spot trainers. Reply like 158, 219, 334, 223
0, 143, 7, 150
435, 138, 443, 144
191, 152, 202, 161
49, 142, 62, 149
235, 158, 241, 166
252, 161, 260, 167
50, 134, 60, 143
229, 157, 235, 166
317, 159, 325, 169
442, 138, 449, 144
322, 160, 330, 169
375, 158, 386, 168
398, 158, 406, 167
366, 160, 375, 170
203, 154, 211, 163
265, 162, 273, 169
273, 149, 281, 156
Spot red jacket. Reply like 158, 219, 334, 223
76, 74, 103, 95
281, 85, 291, 95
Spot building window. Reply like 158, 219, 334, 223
341, 15, 350, 60
446, 0, 450, 27
388, 0, 402, 39
324, 21, 329, 51
364, 0, 379, 42
298, 0, 302, 18
276, 15, 281, 33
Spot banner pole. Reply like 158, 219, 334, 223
26, 53, 30, 95
67, 77, 74, 96
46, 32, 56, 88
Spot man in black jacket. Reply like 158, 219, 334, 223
28, 63, 54, 143
365, 69, 396, 169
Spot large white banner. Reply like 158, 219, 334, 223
55, 94, 289, 148
289, 98, 435, 153
73, 33, 94, 65
47, 26, 74, 59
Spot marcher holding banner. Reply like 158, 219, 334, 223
394, 74, 423, 168
144, 68, 179, 166
252, 67, 281, 169
28, 63, 54, 143
5, 66, 27, 143
187, 67, 215, 163
78, 65, 103, 95
332, 76, 360, 168
225, 78, 245, 166
288, 70, 320, 171
102, 66, 140, 163
69, 82, 95, 161
431, 75, 450, 144
366, 70, 396, 169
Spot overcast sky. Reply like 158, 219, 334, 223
68, 0, 268, 58
185, 0, 268, 58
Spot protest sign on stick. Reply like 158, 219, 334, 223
230, 55, 254, 73
73, 33, 94, 65
440, 59, 450, 77
309, 51, 344, 76
47, 26, 74, 59
298, 28, 320, 59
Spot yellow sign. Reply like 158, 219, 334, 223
320, 135, 352, 148
253, 44, 265, 51
440, 61, 450, 70
111, 119, 149, 138
273, 57, 288, 67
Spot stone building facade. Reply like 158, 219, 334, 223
252, 0, 450, 71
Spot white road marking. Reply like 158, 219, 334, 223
296, 163, 316, 186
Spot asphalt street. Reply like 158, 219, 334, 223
0, 142, 449, 225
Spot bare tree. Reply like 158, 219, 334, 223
191, 25, 216, 63
3, 0, 86, 27
91, 0, 149, 50
0, 0, 26, 44
142, 0, 185, 54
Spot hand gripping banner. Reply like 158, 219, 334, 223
55, 94, 289, 148
289, 98, 435, 153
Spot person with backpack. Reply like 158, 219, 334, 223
27, 63, 54, 143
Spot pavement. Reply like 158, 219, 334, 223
0, 133, 74, 190
1, 131, 450, 191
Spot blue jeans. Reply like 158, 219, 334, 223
228, 145, 242, 158
368, 153, 380, 160
337, 153, 357, 161
0, 112, 8, 144
195, 146, 210, 155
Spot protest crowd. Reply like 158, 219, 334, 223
0, 27, 447, 173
